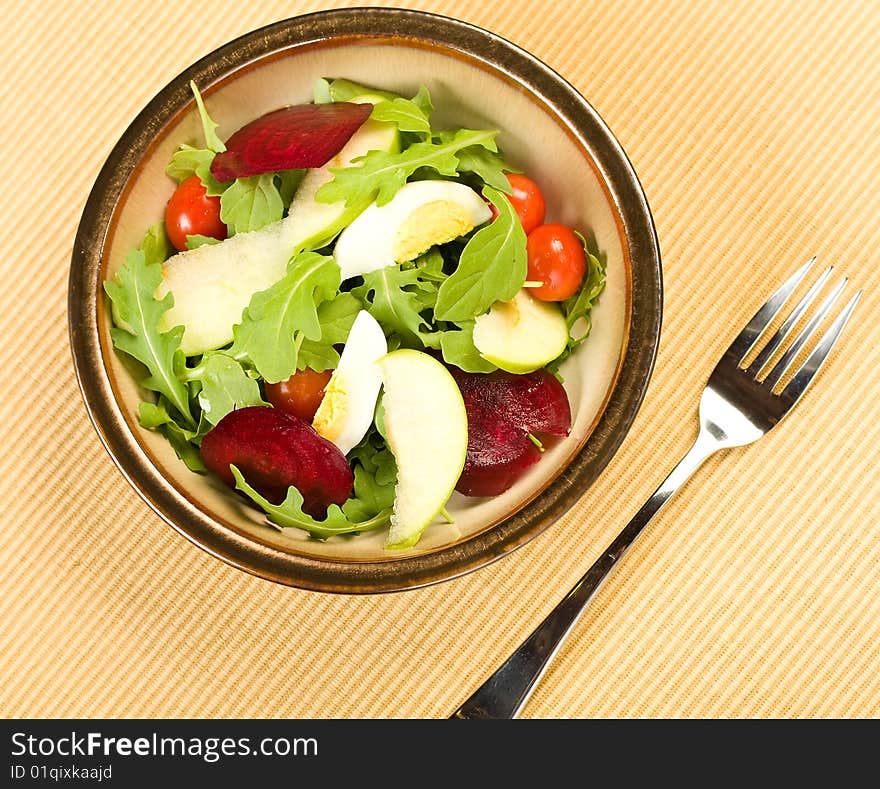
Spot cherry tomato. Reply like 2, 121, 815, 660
506, 173, 546, 234
164, 175, 227, 251
526, 223, 587, 302
264, 368, 333, 423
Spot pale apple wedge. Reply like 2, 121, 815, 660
472, 288, 569, 373
378, 350, 468, 549
157, 114, 399, 355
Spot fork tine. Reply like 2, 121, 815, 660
779, 290, 861, 405
728, 256, 816, 364
747, 266, 834, 376
763, 277, 848, 388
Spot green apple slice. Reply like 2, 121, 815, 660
378, 349, 468, 549
472, 288, 569, 373
157, 111, 400, 356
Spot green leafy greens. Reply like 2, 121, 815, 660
439, 321, 497, 373
165, 82, 226, 196
191, 80, 225, 154
103, 227, 195, 429
104, 77, 607, 548
548, 237, 607, 374
166, 82, 299, 234
232, 466, 392, 539
352, 264, 436, 349
370, 92, 432, 139
138, 399, 206, 471
229, 251, 341, 383
315, 128, 498, 208
297, 291, 361, 372
434, 186, 527, 322
195, 353, 268, 426
219, 174, 285, 234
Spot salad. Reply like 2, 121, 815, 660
104, 78, 606, 549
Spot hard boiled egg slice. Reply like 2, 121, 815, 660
334, 180, 493, 281
312, 310, 387, 455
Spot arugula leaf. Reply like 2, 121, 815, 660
367, 441, 396, 487
231, 466, 391, 539
411, 247, 447, 281
166, 144, 212, 183
352, 264, 433, 347
138, 222, 170, 266
220, 174, 285, 235
410, 85, 433, 119
189, 80, 225, 153
434, 187, 527, 322
347, 428, 397, 498
165, 145, 226, 196
297, 291, 362, 372
548, 243, 607, 374
454, 145, 517, 193
562, 248, 606, 337
104, 244, 195, 428
315, 128, 498, 208
185, 234, 222, 250
194, 353, 268, 426
370, 93, 432, 138
229, 251, 341, 383
138, 399, 206, 471
161, 82, 229, 197
341, 459, 397, 522
139, 398, 195, 434
327, 78, 399, 103
432, 129, 517, 192
165, 84, 227, 195
440, 321, 497, 373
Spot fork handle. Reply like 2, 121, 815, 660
450, 430, 720, 719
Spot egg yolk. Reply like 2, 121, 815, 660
312, 374, 348, 442
392, 200, 476, 263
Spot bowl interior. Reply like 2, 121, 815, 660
78, 11, 658, 592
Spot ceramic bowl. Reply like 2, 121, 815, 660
69, 8, 662, 593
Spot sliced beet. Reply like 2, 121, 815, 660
200, 405, 353, 518
449, 368, 572, 497
209, 101, 373, 182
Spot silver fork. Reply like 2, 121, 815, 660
451, 258, 861, 719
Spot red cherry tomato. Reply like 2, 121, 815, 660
526, 223, 587, 302
164, 175, 227, 251
506, 173, 546, 234
264, 368, 333, 423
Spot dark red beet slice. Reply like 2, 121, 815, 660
209, 102, 373, 182
449, 368, 572, 497
200, 406, 353, 518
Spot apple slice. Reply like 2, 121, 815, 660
157, 112, 400, 355
209, 102, 372, 182
378, 350, 468, 549
472, 288, 569, 373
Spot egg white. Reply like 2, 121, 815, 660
333, 180, 493, 281
312, 310, 387, 455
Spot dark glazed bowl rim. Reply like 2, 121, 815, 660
68, 7, 662, 594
